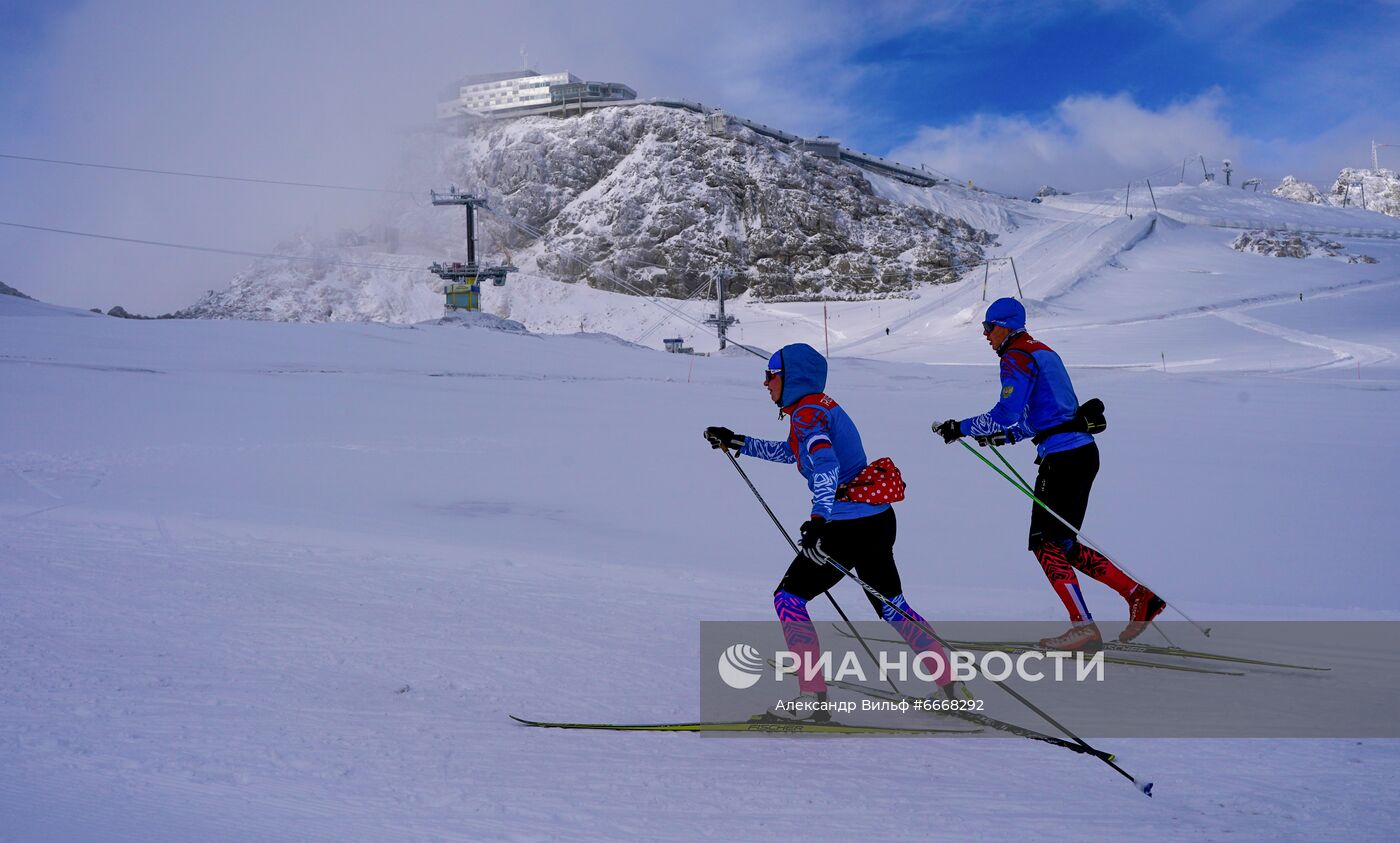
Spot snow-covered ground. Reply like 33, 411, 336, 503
5, 181, 1400, 839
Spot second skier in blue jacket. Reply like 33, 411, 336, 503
934, 298, 1165, 650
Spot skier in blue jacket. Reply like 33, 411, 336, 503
706, 343, 962, 722
934, 298, 1164, 650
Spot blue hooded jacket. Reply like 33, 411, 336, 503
741, 343, 888, 521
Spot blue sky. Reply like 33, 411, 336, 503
845, 1, 1377, 135
0, 0, 79, 127
2, 0, 1398, 310
850, 8, 1235, 141
790, 1, 1400, 190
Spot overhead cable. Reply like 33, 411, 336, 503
0, 152, 417, 196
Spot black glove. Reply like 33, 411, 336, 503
933, 419, 963, 444
799, 516, 827, 556
974, 430, 1015, 447
703, 426, 746, 451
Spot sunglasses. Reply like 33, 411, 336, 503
982, 321, 997, 335
764, 369, 782, 385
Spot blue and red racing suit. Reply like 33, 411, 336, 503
958, 331, 1092, 459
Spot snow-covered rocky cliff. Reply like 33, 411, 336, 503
181, 105, 991, 323
1271, 175, 1323, 205
1273, 169, 1400, 217
0, 280, 33, 300
1324, 168, 1400, 217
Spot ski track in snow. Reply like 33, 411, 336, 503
1041, 274, 1400, 373
1213, 309, 1397, 370
10, 466, 63, 500
1052, 278, 1400, 332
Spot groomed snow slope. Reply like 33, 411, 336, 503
1042, 181, 1400, 232
453, 180, 1400, 370
3, 288, 1399, 840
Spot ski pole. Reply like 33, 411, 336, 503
716, 448, 1149, 795
806, 543, 1151, 796
808, 544, 1150, 792
717, 447, 902, 696
986, 442, 1034, 495
963, 439, 1212, 639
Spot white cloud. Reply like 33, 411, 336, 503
0, 0, 887, 312
887, 90, 1246, 197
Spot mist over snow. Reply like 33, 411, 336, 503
0, 1, 1007, 314
177, 105, 990, 324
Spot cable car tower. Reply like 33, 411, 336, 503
703, 272, 739, 350
428, 186, 516, 312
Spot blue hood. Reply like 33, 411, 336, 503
775, 343, 828, 407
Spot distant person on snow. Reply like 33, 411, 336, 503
933, 298, 1164, 650
705, 343, 967, 722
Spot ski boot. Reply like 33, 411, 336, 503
1119, 587, 1166, 642
1037, 621, 1103, 651
765, 690, 832, 723
921, 680, 977, 717
936, 680, 976, 702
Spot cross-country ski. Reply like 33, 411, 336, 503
509, 714, 983, 735
829, 623, 1247, 676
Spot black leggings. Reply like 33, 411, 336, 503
1028, 442, 1099, 550
775, 507, 901, 616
